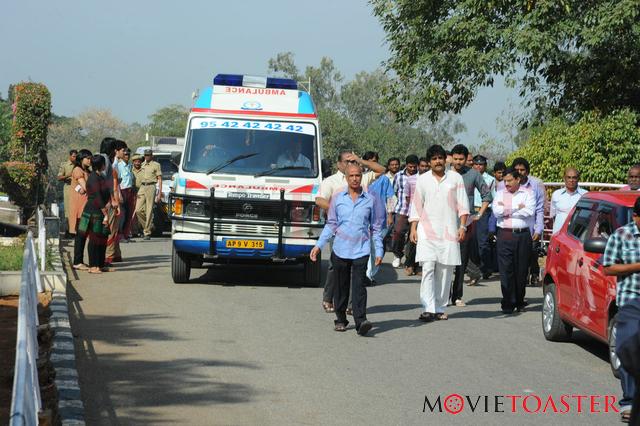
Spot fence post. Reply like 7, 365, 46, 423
37, 208, 45, 272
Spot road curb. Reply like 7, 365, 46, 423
50, 244, 86, 426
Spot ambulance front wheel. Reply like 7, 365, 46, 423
172, 245, 191, 283
304, 253, 322, 287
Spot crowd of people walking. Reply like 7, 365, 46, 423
57, 137, 162, 273
312, 144, 640, 421
312, 144, 640, 335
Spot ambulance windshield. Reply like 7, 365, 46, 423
183, 117, 319, 178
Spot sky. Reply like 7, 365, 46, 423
1, 0, 520, 148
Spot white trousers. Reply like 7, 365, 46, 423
419, 261, 455, 314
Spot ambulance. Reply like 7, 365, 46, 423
169, 74, 324, 285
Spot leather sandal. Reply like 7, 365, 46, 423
435, 313, 449, 321
621, 408, 631, 423
418, 312, 435, 322
322, 302, 335, 313
334, 321, 348, 332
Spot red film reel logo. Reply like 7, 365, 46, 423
444, 393, 465, 415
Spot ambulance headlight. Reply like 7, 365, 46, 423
185, 201, 206, 217
290, 204, 313, 222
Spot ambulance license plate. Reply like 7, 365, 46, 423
225, 239, 265, 249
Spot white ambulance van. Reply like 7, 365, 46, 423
169, 74, 324, 285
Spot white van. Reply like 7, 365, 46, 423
169, 74, 324, 285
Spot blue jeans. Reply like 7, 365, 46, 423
616, 300, 640, 409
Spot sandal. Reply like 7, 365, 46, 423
418, 312, 435, 322
621, 408, 631, 423
101, 267, 115, 272
88, 268, 102, 274
334, 322, 348, 332
435, 313, 448, 321
346, 308, 353, 316
322, 302, 335, 313
73, 264, 89, 271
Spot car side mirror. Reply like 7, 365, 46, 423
584, 237, 608, 254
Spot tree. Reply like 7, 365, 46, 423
302, 58, 343, 110
507, 110, 640, 183
148, 104, 189, 137
0, 82, 51, 221
371, 0, 640, 123
340, 70, 391, 127
268, 52, 343, 110
0, 94, 12, 162
267, 52, 300, 80
77, 108, 129, 147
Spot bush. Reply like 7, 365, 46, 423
508, 110, 640, 183
0, 162, 39, 216
9, 83, 51, 167
1, 83, 50, 221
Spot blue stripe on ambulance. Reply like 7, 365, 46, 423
194, 86, 213, 109
298, 92, 315, 114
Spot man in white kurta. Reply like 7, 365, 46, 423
409, 145, 469, 321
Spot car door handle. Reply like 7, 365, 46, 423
578, 258, 584, 267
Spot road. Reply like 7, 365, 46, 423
65, 237, 621, 425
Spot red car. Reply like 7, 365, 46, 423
542, 190, 640, 377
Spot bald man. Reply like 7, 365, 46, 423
550, 168, 588, 234
622, 164, 640, 191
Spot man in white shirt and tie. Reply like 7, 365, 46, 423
550, 168, 588, 235
493, 167, 536, 314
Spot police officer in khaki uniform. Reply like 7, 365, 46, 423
57, 149, 77, 231
134, 149, 162, 240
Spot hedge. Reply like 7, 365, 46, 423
508, 110, 640, 183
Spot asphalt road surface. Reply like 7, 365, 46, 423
65, 237, 622, 425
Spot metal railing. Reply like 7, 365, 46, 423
9, 232, 43, 426
37, 209, 45, 272
541, 182, 626, 246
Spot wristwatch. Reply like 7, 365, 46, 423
460, 225, 467, 231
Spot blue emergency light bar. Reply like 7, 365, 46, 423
213, 74, 298, 90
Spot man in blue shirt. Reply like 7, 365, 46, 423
311, 163, 384, 335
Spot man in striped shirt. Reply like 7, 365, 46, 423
391, 155, 419, 274
603, 196, 640, 419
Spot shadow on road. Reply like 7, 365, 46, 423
67, 281, 260, 425
368, 318, 430, 336
559, 330, 610, 365
186, 258, 330, 288
368, 303, 421, 314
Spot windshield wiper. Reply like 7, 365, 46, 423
254, 166, 308, 178
206, 153, 259, 175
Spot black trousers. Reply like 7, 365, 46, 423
475, 209, 493, 275
332, 252, 368, 328
391, 214, 409, 258
87, 221, 107, 269
73, 230, 88, 265
451, 221, 481, 302
497, 228, 532, 310
529, 239, 541, 281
